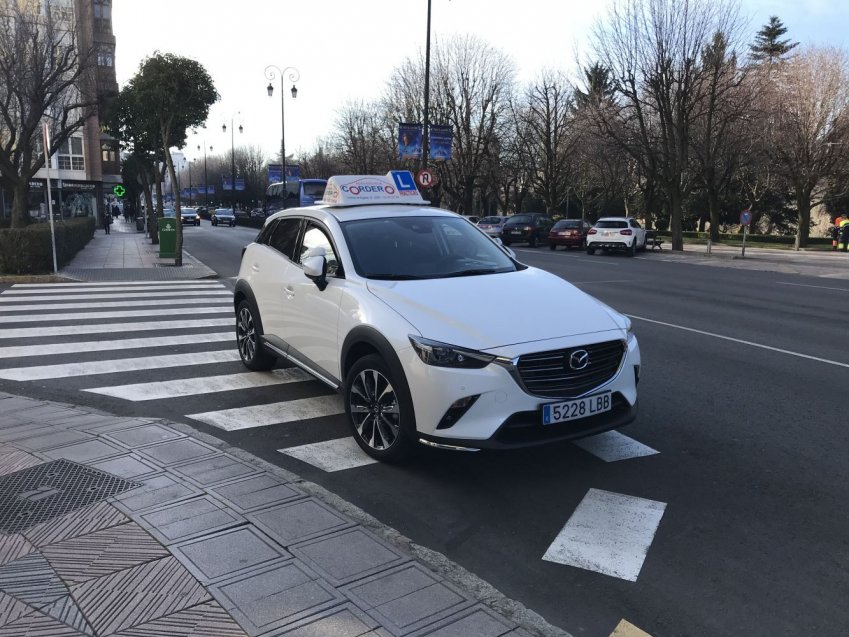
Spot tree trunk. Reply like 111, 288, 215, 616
154, 170, 164, 245
794, 187, 812, 250
669, 188, 684, 251
707, 188, 720, 242
10, 180, 29, 229
143, 184, 157, 244
163, 147, 183, 266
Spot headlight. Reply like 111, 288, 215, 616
408, 335, 495, 369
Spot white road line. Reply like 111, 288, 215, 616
0, 318, 233, 340
0, 350, 240, 381
0, 298, 233, 312
2, 284, 225, 295
0, 291, 231, 303
0, 332, 233, 359
570, 280, 635, 285
573, 431, 659, 462
0, 305, 231, 324
84, 368, 313, 401
776, 281, 849, 292
187, 396, 345, 431
542, 488, 666, 582
279, 437, 377, 472
628, 314, 849, 369
10, 281, 225, 288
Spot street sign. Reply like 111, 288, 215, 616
112, 185, 126, 198
417, 168, 435, 188
740, 210, 752, 226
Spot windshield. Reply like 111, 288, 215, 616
505, 215, 533, 225
163, 208, 175, 217
216, 209, 234, 215
479, 217, 503, 224
596, 220, 628, 229
342, 216, 518, 280
553, 220, 582, 230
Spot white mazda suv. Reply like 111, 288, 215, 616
234, 172, 641, 462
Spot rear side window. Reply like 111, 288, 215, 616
553, 220, 581, 230
505, 215, 532, 224
596, 220, 628, 229
269, 217, 302, 260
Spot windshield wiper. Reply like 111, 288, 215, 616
441, 268, 504, 278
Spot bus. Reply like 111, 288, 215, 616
264, 178, 327, 215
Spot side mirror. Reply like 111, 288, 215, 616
302, 247, 328, 290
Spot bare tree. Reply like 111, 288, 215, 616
0, 0, 96, 227
332, 100, 394, 174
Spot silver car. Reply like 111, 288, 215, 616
477, 216, 509, 238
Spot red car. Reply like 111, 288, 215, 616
548, 219, 591, 250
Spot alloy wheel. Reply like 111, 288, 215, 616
349, 369, 400, 450
236, 306, 257, 362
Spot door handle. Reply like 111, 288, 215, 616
284, 286, 295, 298
251, 264, 259, 272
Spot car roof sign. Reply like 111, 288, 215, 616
319, 171, 428, 207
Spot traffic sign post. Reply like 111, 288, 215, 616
739, 209, 752, 258
417, 168, 435, 189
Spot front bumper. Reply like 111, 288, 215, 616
402, 331, 640, 450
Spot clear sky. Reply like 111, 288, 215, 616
112, 0, 849, 165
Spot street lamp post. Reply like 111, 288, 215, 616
222, 115, 243, 211
264, 65, 299, 209
422, 0, 432, 170
188, 159, 194, 206
197, 143, 212, 207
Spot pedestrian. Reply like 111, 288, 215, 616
102, 211, 111, 234
839, 216, 849, 252
831, 216, 843, 251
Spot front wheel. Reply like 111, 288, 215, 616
586, 246, 595, 255
529, 235, 538, 248
236, 300, 276, 371
627, 241, 637, 257
345, 354, 415, 463
549, 243, 557, 251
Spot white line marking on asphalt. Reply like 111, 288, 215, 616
0, 305, 231, 324
2, 284, 225, 295
84, 367, 313, 401
10, 281, 225, 288
0, 350, 240, 381
0, 297, 233, 312
570, 280, 635, 285
542, 488, 666, 581
573, 431, 659, 462
0, 332, 233, 359
0, 318, 233, 339
775, 281, 849, 292
516, 249, 621, 266
628, 314, 849, 369
0, 290, 231, 302
279, 437, 377, 472
187, 396, 345, 431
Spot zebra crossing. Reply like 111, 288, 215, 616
0, 280, 666, 582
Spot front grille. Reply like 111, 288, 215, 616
515, 339, 625, 398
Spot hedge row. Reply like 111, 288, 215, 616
654, 230, 831, 246
0, 218, 96, 274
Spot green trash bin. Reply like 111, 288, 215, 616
158, 217, 177, 258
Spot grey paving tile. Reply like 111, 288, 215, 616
102, 423, 185, 449
0, 551, 70, 609
137, 438, 220, 466
111, 473, 201, 514
0, 396, 42, 414
171, 526, 290, 584
0, 590, 34, 628
89, 453, 161, 480
138, 496, 245, 545
247, 499, 354, 547
207, 474, 305, 514
0, 424, 55, 443
14, 429, 93, 452
291, 528, 409, 586
23, 500, 128, 548
109, 600, 246, 636
0, 447, 42, 476
171, 454, 260, 487
43, 439, 126, 463
265, 603, 380, 637
0, 533, 34, 567
210, 561, 343, 637
408, 606, 516, 637
343, 564, 473, 635
0, 608, 86, 635
75, 417, 159, 433
37, 593, 96, 635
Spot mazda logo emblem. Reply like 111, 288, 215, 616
568, 349, 589, 370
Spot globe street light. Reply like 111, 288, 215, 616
197, 143, 212, 207
264, 64, 299, 209
222, 114, 243, 211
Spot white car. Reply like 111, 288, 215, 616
586, 217, 647, 256
234, 172, 640, 462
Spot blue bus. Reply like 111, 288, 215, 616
264, 178, 327, 215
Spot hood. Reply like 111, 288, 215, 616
366, 267, 626, 351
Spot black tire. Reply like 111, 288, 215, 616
529, 235, 538, 248
236, 300, 276, 371
549, 243, 557, 251
627, 241, 636, 257
212, 220, 217, 226
586, 246, 595, 255
345, 354, 416, 463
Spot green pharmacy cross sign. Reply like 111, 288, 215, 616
112, 185, 126, 197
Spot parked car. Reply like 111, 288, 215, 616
211, 208, 236, 227
548, 219, 591, 250
162, 207, 176, 218
234, 171, 639, 463
586, 217, 647, 256
477, 216, 510, 238
249, 208, 266, 219
500, 213, 554, 247
181, 207, 201, 226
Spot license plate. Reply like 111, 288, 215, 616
542, 392, 612, 425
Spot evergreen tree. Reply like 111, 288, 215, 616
751, 16, 798, 63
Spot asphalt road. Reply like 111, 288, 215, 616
1, 226, 847, 636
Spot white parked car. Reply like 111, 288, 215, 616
586, 217, 647, 256
234, 172, 640, 462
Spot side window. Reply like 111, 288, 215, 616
269, 217, 302, 260
299, 223, 341, 277
256, 219, 277, 246
630, 219, 642, 229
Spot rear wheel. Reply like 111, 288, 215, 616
529, 235, 538, 248
549, 243, 557, 251
345, 354, 415, 463
236, 300, 276, 371
586, 246, 595, 255
627, 241, 637, 257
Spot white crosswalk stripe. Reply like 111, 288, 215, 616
187, 396, 345, 431
279, 438, 377, 472
572, 431, 659, 462
2, 283, 226, 295
0, 297, 234, 312
0, 290, 231, 302
2, 318, 234, 339
0, 305, 231, 324
0, 333, 233, 359
10, 281, 225, 288
84, 368, 314, 401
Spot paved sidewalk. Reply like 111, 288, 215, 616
0, 393, 557, 637
60, 218, 217, 282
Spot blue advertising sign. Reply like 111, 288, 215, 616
429, 125, 453, 161
399, 123, 423, 160
267, 164, 282, 184
285, 165, 300, 180
222, 179, 246, 191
